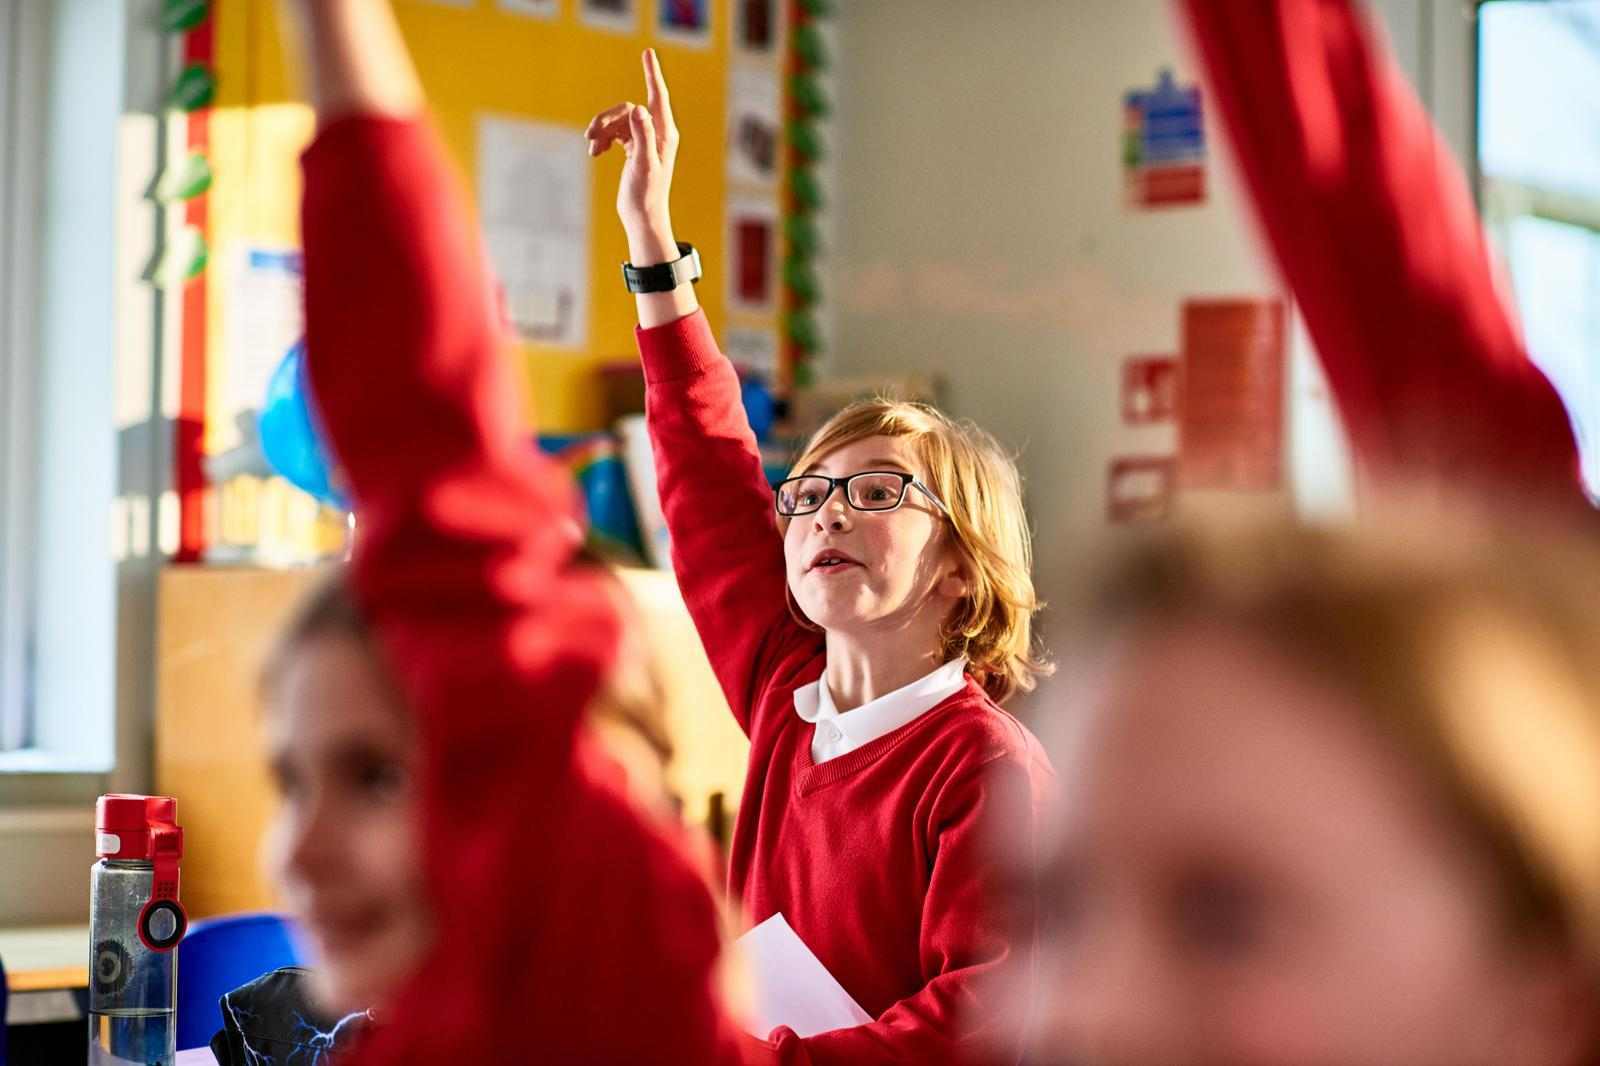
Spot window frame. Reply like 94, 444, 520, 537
0, 0, 49, 753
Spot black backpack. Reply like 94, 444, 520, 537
208, 966, 370, 1066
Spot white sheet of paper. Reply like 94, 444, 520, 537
615, 414, 671, 569
175, 1048, 220, 1065
224, 246, 304, 438
734, 913, 873, 1039
476, 116, 590, 349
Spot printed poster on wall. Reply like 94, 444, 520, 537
1178, 298, 1286, 491
581, 0, 636, 31
728, 67, 781, 187
658, 0, 710, 45
498, 0, 559, 18
727, 198, 780, 313
1122, 354, 1179, 424
1123, 68, 1205, 209
225, 246, 304, 428
1107, 456, 1176, 523
735, 0, 782, 55
477, 115, 591, 349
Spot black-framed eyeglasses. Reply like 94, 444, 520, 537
774, 471, 951, 518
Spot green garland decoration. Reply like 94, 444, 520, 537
782, 0, 830, 385
154, 0, 215, 284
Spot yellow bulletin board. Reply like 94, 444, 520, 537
204, 0, 763, 448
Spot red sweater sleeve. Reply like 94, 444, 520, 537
302, 118, 744, 1066
1179, 0, 1583, 505
760, 753, 1047, 1066
637, 311, 818, 735
302, 116, 613, 785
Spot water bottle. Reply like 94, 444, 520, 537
89, 795, 188, 1066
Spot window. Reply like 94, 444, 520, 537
0, 0, 47, 752
1479, 0, 1600, 499
0, 0, 125, 774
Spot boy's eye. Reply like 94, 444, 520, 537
355, 759, 407, 801
1171, 867, 1269, 961
268, 754, 304, 801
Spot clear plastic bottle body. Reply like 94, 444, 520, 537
89, 859, 176, 1066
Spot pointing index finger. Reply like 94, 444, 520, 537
643, 48, 674, 130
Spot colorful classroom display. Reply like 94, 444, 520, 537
159, 0, 803, 566
1122, 68, 1206, 209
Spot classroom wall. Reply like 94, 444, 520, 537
205, 0, 769, 445
825, 0, 1473, 694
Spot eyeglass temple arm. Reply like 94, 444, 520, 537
911, 480, 951, 515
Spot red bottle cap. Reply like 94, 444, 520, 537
95, 794, 187, 952
96, 795, 181, 860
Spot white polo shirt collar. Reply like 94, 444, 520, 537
793, 657, 969, 764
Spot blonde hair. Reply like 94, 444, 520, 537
1073, 505, 1600, 1006
788, 398, 1050, 704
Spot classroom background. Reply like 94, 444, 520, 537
0, 0, 1595, 1057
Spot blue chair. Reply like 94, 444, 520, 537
176, 913, 304, 1051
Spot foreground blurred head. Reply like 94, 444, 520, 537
257, 559, 673, 1016
1022, 505, 1600, 1066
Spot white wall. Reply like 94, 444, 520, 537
828, 0, 1473, 689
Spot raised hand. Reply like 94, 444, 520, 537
587, 47, 697, 327
279, 0, 423, 124
586, 48, 680, 266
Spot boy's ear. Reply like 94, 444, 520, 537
937, 561, 971, 601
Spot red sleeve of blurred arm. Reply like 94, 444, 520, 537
1179, 0, 1584, 505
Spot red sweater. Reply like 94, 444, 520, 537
301, 117, 744, 1065
1179, 0, 1585, 511
638, 311, 1055, 1065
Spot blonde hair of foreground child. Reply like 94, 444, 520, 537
1029, 503, 1600, 1065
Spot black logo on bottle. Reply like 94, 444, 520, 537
92, 938, 132, 998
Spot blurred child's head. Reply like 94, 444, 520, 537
781, 398, 1047, 701
260, 560, 676, 1016
1020, 509, 1600, 1066
259, 575, 425, 1017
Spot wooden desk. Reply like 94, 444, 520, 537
1, 924, 89, 1030
0, 924, 88, 992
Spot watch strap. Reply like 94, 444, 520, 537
622, 242, 702, 293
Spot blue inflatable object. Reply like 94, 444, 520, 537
740, 376, 777, 443
537, 434, 646, 559
259, 341, 347, 509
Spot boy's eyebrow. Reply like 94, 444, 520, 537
801, 460, 913, 476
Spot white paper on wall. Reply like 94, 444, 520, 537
477, 115, 591, 349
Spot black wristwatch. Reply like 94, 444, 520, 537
622, 242, 702, 293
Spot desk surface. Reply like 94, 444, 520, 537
0, 923, 90, 991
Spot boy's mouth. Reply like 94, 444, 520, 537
808, 548, 863, 573
306, 904, 387, 954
